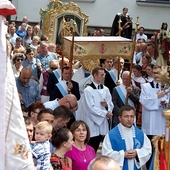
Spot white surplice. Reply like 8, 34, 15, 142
140, 83, 169, 135
76, 84, 114, 137
102, 124, 151, 170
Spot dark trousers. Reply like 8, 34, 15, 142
88, 135, 103, 153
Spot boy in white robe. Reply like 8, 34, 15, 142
76, 67, 114, 152
140, 65, 169, 136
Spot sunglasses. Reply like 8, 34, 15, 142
16, 58, 24, 62
67, 100, 78, 110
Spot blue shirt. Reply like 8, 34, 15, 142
36, 52, 58, 70
16, 77, 41, 107
32, 140, 51, 170
22, 58, 38, 78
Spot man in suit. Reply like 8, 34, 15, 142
112, 71, 140, 127
48, 66, 80, 101
104, 57, 124, 94
47, 57, 69, 96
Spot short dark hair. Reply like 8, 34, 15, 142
139, 26, 145, 31
51, 128, 70, 148
53, 105, 72, 120
70, 120, 90, 144
37, 108, 54, 121
92, 67, 104, 76
133, 64, 142, 71
62, 66, 70, 73
119, 105, 135, 116
146, 63, 154, 69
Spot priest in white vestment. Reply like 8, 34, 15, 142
102, 105, 151, 170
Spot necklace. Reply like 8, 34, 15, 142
83, 153, 87, 162
82, 150, 87, 162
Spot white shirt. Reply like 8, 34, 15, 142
136, 33, 148, 42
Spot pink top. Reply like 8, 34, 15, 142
65, 145, 95, 170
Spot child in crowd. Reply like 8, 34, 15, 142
31, 121, 52, 170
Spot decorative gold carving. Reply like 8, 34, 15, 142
81, 58, 100, 73
40, 0, 89, 43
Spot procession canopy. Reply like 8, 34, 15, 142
63, 36, 133, 70
40, 0, 89, 43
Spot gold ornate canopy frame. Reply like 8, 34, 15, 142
39, 0, 89, 43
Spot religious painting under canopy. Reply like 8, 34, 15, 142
39, 0, 89, 44
63, 36, 134, 60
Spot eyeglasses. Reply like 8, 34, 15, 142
16, 58, 24, 62
67, 100, 78, 110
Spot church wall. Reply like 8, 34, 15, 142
11, 0, 170, 31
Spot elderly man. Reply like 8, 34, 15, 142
44, 93, 78, 129
112, 71, 141, 127
102, 105, 151, 170
76, 67, 114, 152
16, 66, 41, 108
88, 156, 120, 170
44, 94, 78, 112
36, 41, 58, 72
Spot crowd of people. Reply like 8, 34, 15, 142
3, 5, 170, 169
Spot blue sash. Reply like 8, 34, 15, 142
55, 82, 67, 97
108, 70, 117, 84
115, 86, 126, 104
53, 70, 60, 80
109, 125, 144, 170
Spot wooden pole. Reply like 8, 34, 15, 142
69, 19, 75, 82
163, 109, 170, 170
61, 16, 66, 70
125, 16, 139, 105
117, 56, 120, 82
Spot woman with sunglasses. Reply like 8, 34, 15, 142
22, 48, 38, 79
12, 53, 25, 77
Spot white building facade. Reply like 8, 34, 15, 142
11, 0, 170, 31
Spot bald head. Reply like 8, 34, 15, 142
59, 94, 78, 113
20, 67, 32, 85
122, 71, 130, 86
88, 156, 120, 170
59, 57, 69, 69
